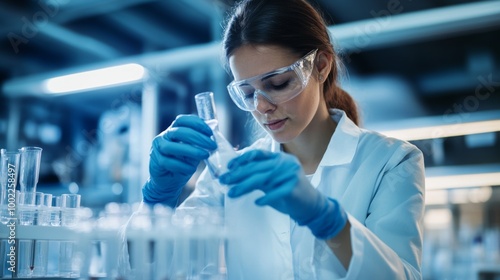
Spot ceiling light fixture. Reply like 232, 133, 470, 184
43, 63, 145, 94
379, 119, 500, 141
425, 172, 500, 191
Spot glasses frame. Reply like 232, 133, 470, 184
227, 49, 318, 111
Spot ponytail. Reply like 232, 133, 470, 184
325, 87, 359, 126
322, 48, 360, 126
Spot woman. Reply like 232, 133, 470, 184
142, 0, 425, 279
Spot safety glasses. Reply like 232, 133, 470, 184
227, 49, 318, 111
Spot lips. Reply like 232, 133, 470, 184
265, 118, 287, 131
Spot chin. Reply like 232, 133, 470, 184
268, 130, 294, 144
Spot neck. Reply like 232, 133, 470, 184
283, 109, 337, 174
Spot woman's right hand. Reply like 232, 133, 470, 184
142, 114, 217, 207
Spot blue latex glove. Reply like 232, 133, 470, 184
142, 115, 217, 208
220, 150, 347, 239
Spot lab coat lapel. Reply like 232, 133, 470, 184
225, 190, 293, 280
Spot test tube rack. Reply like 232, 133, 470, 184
1, 219, 227, 280
0, 223, 121, 279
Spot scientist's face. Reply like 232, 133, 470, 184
229, 45, 324, 143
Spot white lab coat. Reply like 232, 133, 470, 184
180, 109, 425, 280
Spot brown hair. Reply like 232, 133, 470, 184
222, 0, 359, 125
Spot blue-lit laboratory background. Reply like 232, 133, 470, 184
1, 0, 500, 279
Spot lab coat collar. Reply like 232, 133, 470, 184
321, 109, 361, 166
270, 109, 361, 166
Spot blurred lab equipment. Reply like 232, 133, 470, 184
0, 201, 227, 279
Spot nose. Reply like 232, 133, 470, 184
254, 91, 276, 114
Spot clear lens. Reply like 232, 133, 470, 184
228, 49, 317, 111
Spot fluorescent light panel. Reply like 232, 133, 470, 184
425, 186, 492, 205
426, 172, 500, 190
380, 119, 500, 141
44, 63, 145, 94
424, 209, 452, 228
329, 1, 500, 51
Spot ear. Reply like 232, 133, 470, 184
315, 51, 333, 83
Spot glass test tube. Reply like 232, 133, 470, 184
59, 240, 79, 278
17, 191, 37, 225
61, 193, 81, 227
60, 194, 81, 278
32, 239, 49, 277
19, 146, 43, 193
37, 192, 52, 226
50, 195, 61, 226
0, 149, 20, 224
195, 92, 238, 179
17, 239, 34, 278
16, 192, 45, 278
0, 150, 19, 278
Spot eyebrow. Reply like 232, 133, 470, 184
261, 65, 294, 82
261, 72, 279, 82
237, 62, 294, 86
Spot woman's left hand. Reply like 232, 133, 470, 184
219, 150, 324, 224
